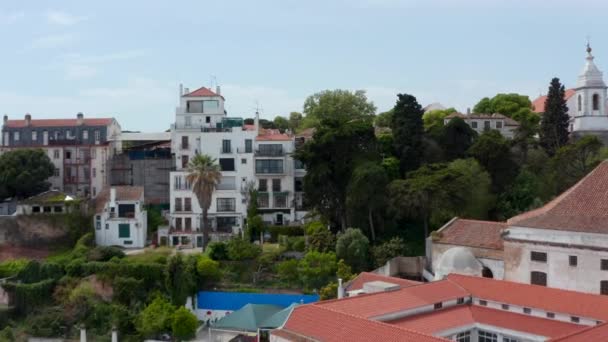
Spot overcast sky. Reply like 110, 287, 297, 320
1, 0, 608, 131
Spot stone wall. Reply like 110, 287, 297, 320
0, 215, 75, 248
374, 256, 426, 280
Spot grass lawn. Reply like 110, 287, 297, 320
262, 243, 281, 253
125, 246, 174, 262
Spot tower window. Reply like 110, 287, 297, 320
578, 95, 582, 111
593, 93, 600, 111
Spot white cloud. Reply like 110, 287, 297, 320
0, 11, 24, 25
65, 65, 98, 80
46, 10, 86, 26
30, 33, 77, 49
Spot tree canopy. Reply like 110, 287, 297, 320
439, 117, 478, 161
392, 93, 425, 175
540, 78, 570, 156
335, 228, 370, 272
302, 89, 376, 128
468, 130, 519, 193
422, 107, 457, 132
0, 148, 55, 199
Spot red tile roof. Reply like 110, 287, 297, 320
280, 305, 447, 342
550, 323, 608, 341
508, 161, 608, 234
436, 218, 506, 250
183, 86, 223, 98
243, 124, 257, 131
317, 279, 469, 319
346, 272, 421, 292
447, 274, 608, 321
4, 118, 113, 128
390, 305, 583, 338
95, 186, 144, 213
532, 89, 576, 113
257, 128, 292, 141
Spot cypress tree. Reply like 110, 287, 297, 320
540, 77, 570, 156
392, 93, 424, 175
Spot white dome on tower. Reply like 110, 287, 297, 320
434, 247, 483, 280
576, 44, 606, 89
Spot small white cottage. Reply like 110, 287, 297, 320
94, 186, 147, 248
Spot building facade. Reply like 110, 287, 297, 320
444, 113, 519, 139
168, 85, 306, 248
94, 186, 147, 248
1, 113, 122, 198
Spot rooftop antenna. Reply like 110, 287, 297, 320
210, 75, 217, 89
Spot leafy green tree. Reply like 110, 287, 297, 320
302, 89, 376, 128
439, 117, 478, 160
277, 259, 300, 287
468, 130, 519, 192
136, 296, 176, 338
377, 132, 394, 157
497, 170, 543, 219
422, 107, 457, 132
112, 276, 144, 305
375, 109, 394, 128
147, 207, 166, 236
226, 237, 262, 261
206, 241, 229, 261
540, 78, 570, 156
172, 306, 198, 341
288, 112, 303, 132
381, 157, 400, 181
293, 109, 377, 230
513, 115, 540, 164
473, 93, 533, 119
392, 93, 424, 175
552, 135, 603, 191
371, 237, 409, 267
246, 215, 265, 242
273, 116, 289, 132
165, 254, 195, 306
0, 148, 55, 198
335, 228, 370, 272
319, 282, 338, 300
347, 161, 388, 240
297, 251, 338, 290
196, 257, 221, 286
186, 154, 221, 248
336, 259, 354, 281
306, 221, 336, 253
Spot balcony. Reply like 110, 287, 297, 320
255, 148, 284, 157
220, 147, 232, 154
273, 192, 289, 208
171, 123, 234, 132
48, 138, 80, 146
237, 147, 253, 154
64, 157, 91, 165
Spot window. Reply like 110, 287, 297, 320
54, 206, 63, 213
93, 187, 96, 197
95, 216, 101, 230
569, 255, 578, 267
259, 179, 268, 192
531, 251, 547, 262
502, 337, 519, 342
54, 130, 60, 140
217, 176, 236, 190
185, 116, 192, 127
258, 144, 283, 156
204, 100, 219, 112
455, 331, 470, 342
219, 158, 235, 171
257, 192, 269, 208
187, 100, 204, 113
571, 316, 580, 323
222, 139, 232, 153
256, 159, 284, 174
175, 218, 182, 230
483, 121, 491, 131
601, 281, 608, 295
433, 302, 442, 310
294, 159, 305, 170
496, 121, 503, 129
91, 149, 96, 159
206, 116, 211, 123
578, 95, 582, 111
479, 300, 487, 306
43, 206, 51, 213
457, 297, 465, 304
83, 130, 88, 140
217, 217, 237, 230
547, 312, 555, 318
92, 168, 96, 178
181, 155, 189, 169
245, 139, 253, 153
32, 131, 37, 141
118, 224, 130, 238
295, 178, 304, 192
123, 240, 133, 245
181, 136, 189, 149
478, 330, 497, 342
185, 217, 192, 230
54, 168, 60, 177
217, 198, 236, 212
32, 206, 40, 213
272, 179, 281, 192
602, 259, 608, 270
523, 307, 532, 314
184, 198, 192, 212
274, 193, 288, 208
501, 304, 509, 310
13, 131, 19, 141
593, 93, 600, 111
175, 198, 183, 212
531, 271, 547, 286
241, 158, 247, 164
471, 121, 478, 129
118, 204, 135, 218
105, 224, 109, 230
94, 130, 100, 142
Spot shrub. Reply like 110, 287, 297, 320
276, 259, 299, 286
280, 236, 305, 252
226, 238, 262, 261
136, 296, 176, 338
207, 241, 229, 261
172, 307, 198, 341
319, 282, 337, 300
246, 215, 265, 242
3, 279, 56, 314
87, 246, 126, 262
113, 276, 144, 305
267, 225, 304, 242
371, 237, 409, 267
23, 306, 65, 338
306, 221, 335, 253
196, 257, 221, 285
297, 251, 337, 291
336, 228, 370, 272
65, 258, 87, 277
0, 259, 28, 278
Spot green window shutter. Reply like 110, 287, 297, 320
118, 224, 130, 238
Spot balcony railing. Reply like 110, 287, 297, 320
236, 147, 253, 153
64, 157, 91, 165
255, 148, 284, 157
180, 143, 189, 150
171, 123, 234, 132
255, 167, 284, 175
273, 192, 289, 208
220, 147, 232, 154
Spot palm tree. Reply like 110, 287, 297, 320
186, 154, 221, 249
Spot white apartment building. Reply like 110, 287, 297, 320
168, 85, 307, 248
94, 186, 147, 248
443, 112, 519, 139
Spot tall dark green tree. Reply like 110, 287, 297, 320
0, 149, 55, 199
164, 254, 195, 306
540, 78, 570, 156
439, 117, 478, 161
468, 130, 519, 193
392, 94, 424, 175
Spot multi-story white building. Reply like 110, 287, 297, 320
0, 113, 122, 198
94, 186, 147, 248
168, 85, 307, 248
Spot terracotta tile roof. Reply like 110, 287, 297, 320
256, 128, 292, 141
317, 279, 469, 319
436, 218, 506, 250
4, 118, 113, 128
444, 112, 520, 126
390, 305, 583, 338
532, 89, 576, 113
95, 186, 144, 213
550, 322, 608, 341
508, 161, 608, 234
182, 86, 222, 98
243, 124, 257, 131
447, 274, 608, 321
346, 272, 421, 292
279, 305, 447, 342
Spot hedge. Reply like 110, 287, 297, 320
266, 226, 304, 242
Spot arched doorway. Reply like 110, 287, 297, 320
482, 266, 494, 278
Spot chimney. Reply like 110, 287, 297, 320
77, 112, 84, 125
25, 113, 31, 126
254, 111, 260, 134
179, 83, 184, 96
3, 115, 7, 125
216, 85, 221, 95
337, 278, 344, 299
80, 325, 87, 342
111, 326, 118, 342
184, 87, 190, 95
466, 107, 471, 115
110, 188, 116, 207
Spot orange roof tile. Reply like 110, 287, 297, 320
317, 279, 469, 319
182, 86, 222, 98
550, 322, 608, 341
508, 161, 608, 234
95, 186, 144, 213
436, 218, 505, 250
280, 305, 448, 342
5, 118, 113, 128
346, 272, 421, 292
447, 274, 608, 321
532, 89, 576, 113
257, 128, 292, 141
389, 305, 475, 334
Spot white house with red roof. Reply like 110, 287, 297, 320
168, 85, 307, 247
429, 160, 608, 296
271, 274, 608, 341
